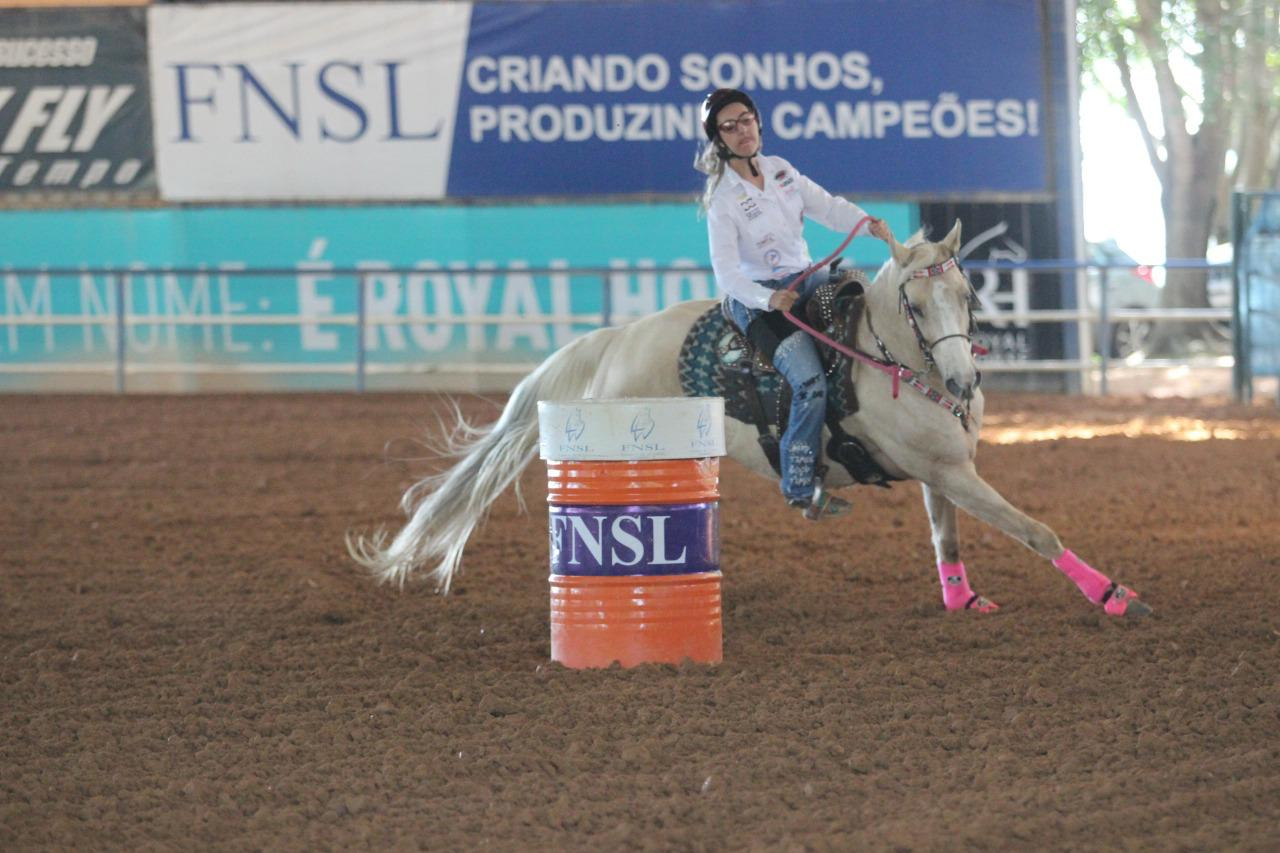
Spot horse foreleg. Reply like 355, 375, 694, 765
921, 484, 999, 613
933, 464, 1151, 617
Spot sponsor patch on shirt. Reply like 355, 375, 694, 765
764, 248, 782, 269
775, 169, 795, 189
737, 195, 764, 221
755, 233, 776, 248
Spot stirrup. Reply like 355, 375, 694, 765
789, 485, 852, 521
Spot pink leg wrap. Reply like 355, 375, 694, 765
937, 561, 976, 610
1052, 549, 1112, 603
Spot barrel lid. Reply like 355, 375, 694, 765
537, 397, 725, 461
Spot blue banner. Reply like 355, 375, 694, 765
449, 0, 1048, 197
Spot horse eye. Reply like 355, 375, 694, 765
911, 303, 925, 317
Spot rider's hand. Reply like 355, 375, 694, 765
869, 217, 892, 242
768, 290, 799, 313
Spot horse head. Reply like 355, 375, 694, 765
882, 220, 981, 403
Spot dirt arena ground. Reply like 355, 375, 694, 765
3, 390, 1278, 850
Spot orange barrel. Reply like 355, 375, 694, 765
545, 458, 720, 505
537, 398, 726, 669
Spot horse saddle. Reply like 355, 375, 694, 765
677, 268, 899, 488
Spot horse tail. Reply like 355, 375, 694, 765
346, 331, 607, 593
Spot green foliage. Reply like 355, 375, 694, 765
1077, 0, 1278, 309
1076, 1, 1278, 181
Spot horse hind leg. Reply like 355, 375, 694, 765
922, 484, 999, 613
934, 464, 1151, 618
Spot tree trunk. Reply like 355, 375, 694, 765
1147, 132, 1225, 355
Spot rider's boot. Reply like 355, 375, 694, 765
788, 478, 852, 521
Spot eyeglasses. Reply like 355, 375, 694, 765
717, 112, 758, 135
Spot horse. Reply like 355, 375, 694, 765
347, 222, 1151, 618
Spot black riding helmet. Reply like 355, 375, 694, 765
700, 88, 762, 176
700, 88, 758, 140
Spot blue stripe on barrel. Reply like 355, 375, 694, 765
548, 502, 720, 576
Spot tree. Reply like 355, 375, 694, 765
1077, 0, 1280, 353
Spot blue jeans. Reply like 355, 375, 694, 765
726, 267, 832, 503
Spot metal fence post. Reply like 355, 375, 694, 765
355, 272, 367, 393
112, 272, 125, 394
600, 271, 613, 329
1096, 266, 1109, 396
1231, 191, 1250, 404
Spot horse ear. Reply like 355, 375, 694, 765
942, 220, 963, 255
889, 234, 913, 267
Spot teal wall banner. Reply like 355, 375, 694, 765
0, 203, 913, 386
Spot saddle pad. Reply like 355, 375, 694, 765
678, 305, 787, 425
678, 290, 901, 487
676, 302, 875, 431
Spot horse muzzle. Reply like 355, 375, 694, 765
945, 374, 980, 403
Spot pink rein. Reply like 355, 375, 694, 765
779, 215, 911, 398
779, 216, 984, 408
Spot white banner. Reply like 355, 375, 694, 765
148, 2, 470, 200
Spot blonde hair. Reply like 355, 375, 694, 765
694, 140, 727, 215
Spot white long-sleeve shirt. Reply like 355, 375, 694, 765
706, 154, 873, 311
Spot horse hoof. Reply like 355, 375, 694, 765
967, 594, 1000, 613
947, 593, 999, 613
1121, 598, 1153, 618
1102, 584, 1151, 618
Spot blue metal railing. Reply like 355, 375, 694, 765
0, 260, 1232, 394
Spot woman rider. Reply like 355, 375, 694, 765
695, 88, 893, 520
